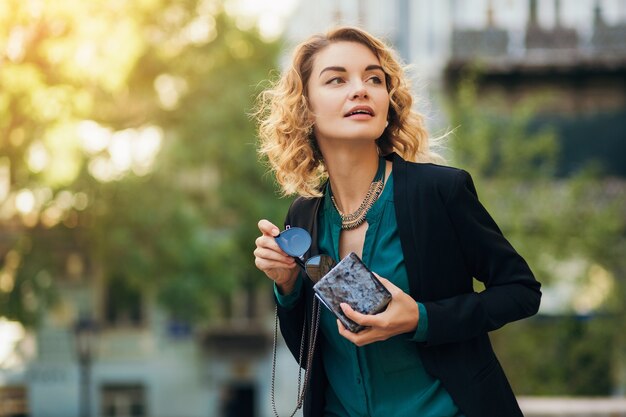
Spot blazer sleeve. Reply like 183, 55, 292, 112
276, 272, 311, 365
423, 170, 542, 346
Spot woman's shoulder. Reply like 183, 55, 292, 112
392, 153, 470, 188
408, 161, 466, 177
389, 154, 480, 204
285, 195, 323, 227
289, 195, 321, 213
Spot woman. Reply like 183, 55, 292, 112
253, 26, 541, 417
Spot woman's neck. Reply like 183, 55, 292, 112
323, 145, 380, 214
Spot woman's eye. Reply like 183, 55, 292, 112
327, 77, 344, 85
368, 76, 383, 84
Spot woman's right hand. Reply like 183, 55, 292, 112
254, 219, 299, 294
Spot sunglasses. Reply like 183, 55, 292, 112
275, 227, 337, 283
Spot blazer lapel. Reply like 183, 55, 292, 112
391, 153, 422, 299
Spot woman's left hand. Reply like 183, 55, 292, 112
337, 275, 419, 346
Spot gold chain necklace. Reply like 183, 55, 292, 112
330, 178, 384, 230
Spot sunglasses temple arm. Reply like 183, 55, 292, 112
293, 256, 306, 270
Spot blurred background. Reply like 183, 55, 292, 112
0, 0, 625, 416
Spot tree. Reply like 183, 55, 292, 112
445, 71, 626, 395
0, 0, 287, 325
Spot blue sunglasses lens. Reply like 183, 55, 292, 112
275, 227, 311, 257
305, 255, 337, 283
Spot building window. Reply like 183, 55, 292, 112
220, 382, 255, 417
0, 386, 29, 417
104, 274, 144, 327
101, 384, 146, 417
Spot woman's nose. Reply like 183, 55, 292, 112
350, 81, 368, 99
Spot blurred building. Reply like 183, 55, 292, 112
285, 0, 626, 177
286, 0, 626, 78
0, 225, 297, 417
446, 0, 626, 177
0, 229, 201, 417
2, 2, 625, 417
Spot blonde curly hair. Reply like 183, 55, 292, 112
256, 26, 443, 198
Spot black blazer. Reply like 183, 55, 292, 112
277, 153, 541, 417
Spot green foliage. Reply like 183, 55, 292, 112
446, 70, 626, 395
493, 316, 615, 396
0, 233, 61, 326
0, 0, 288, 325
448, 71, 559, 179
446, 70, 626, 287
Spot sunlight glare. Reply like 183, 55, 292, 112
73, 192, 89, 211
154, 74, 188, 110
27, 141, 49, 173
183, 15, 217, 45
0, 158, 10, 203
78, 120, 111, 154
0, 271, 15, 293
110, 130, 134, 171
41, 205, 63, 229
132, 126, 163, 174
86, 125, 162, 182
225, 0, 298, 40
7, 27, 26, 62
74, 41, 97, 68
88, 157, 118, 183
0, 318, 25, 367
15, 189, 35, 215
55, 190, 74, 211
573, 264, 615, 314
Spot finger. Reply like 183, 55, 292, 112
255, 234, 280, 248
254, 247, 295, 266
374, 276, 402, 297
340, 303, 376, 327
254, 255, 295, 270
337, 319, 375, 346
255, 257, 296, 272
255, 234, 286, 251
258, 219, 281, 237
255, 237, 293, 263
336, 319, 354, 341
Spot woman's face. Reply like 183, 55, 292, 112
306, 41, 390, 149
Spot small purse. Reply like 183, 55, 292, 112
313, 252, 392, 333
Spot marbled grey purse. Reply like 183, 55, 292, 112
313, 252, 392, 333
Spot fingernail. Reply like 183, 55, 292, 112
272, 228, 280, 236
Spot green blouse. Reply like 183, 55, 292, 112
275, 166, 464, 417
